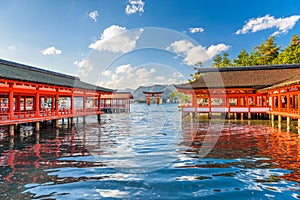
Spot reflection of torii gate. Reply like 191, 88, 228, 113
143, 91, 164, 106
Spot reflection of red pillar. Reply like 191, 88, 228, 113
156, 95, 160, 105
147, 95, 150, 106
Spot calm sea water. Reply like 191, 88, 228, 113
0, 104, 300, 199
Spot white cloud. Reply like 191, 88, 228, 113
41, 46, 62, 55
236, 14, 300, 36
115, 64, 132, 74
74, 59, 93, 77
169, 40, 194, 53
168, 40, 230, 65
89, 25, 144, 53
88, 11, 99, 22
97, 64, 186, 89
189, 27, 204, 33
125, 0, 144, 15
102, 70, 112, 76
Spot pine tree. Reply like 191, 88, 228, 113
212, 54, 222, 67
212, 53, 232, 67
252, 36, 280, 65
274, 34, 300, 64
233, 49, 251, 66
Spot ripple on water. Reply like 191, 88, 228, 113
0, 104, 300, 199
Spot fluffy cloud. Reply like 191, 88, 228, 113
168, 40, 230, 65
41, 46, 62, 55
99, 64, 185, 89
125, 0, 145, 15
236, 14, 300, 36
89, 25, 144, 53
88, 11, 99, 22
189, 27, 204, 33
74, 59, 93, 77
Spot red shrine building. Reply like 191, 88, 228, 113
100, 92, 134, 113
175, 64, 300, 124
0, 59, 113, 134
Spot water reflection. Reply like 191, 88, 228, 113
0, 106, 299, 199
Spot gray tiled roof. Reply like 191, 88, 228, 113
0, 59, 113, 93
176, 64, 300, 90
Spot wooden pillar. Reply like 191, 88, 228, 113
287, 117, 291, 125
55, 90, 59, 115
278, 115, 282, 123
71, 93, 74, 115
271, 95, 274, 111
35, 89, 40, 117
192, 94, 197, 108
298, 118, 300, 131
147, 95, 150, 106
156, 94, 160, 105
83, 95, 86, 113
9, 84, 14, 120
97, 114, 101, 123
9, 125, 14, 136
36, 121, 40, 131
226, 96, 230, 119
16, 95, 21, 112
278, 95, 281, 112
51, 96, 55, 111
97, 94, 101, 112
287, 94, 290, 112
246, 95, 251, 119
23, 97, 26, 111
55, 119, 59, 127
71, 117, 75, 125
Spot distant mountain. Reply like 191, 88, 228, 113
133, 84, 177, 101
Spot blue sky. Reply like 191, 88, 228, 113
1, 0, 300, 89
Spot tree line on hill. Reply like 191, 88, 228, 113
212, 34, 300, 67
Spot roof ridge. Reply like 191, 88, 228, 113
198, 64, 300, 73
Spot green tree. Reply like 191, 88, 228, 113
189, 61, 203, 82
212, 54, 222, 67
274, 34, 300, 64
232, 49, 251, 66
169, 91, 179, 102
252, 36, 280, 65
179, 93, 191, 104
212, 52, 232, 67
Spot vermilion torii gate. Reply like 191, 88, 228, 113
143, 91, 164, 105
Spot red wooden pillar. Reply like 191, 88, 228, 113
104, 99, 107, 108
16, 95, 21, 112
51, 96, 55, 112
192, 94, 197, 107
271, 95, 274, 111
278, 95, 282, 112
83, 95, 86, 113
71, 93, 74, 114
9, 84, 14, 120
156, 94, 160, 105
35, 88, 40, 117
55, 89, 59, 115
98, 94, 101, 112
146, 95, 150, 106
287, 94, 290, 112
